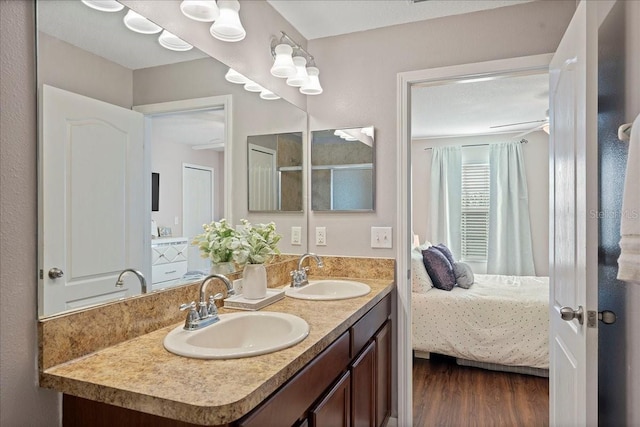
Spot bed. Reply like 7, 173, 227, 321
412, 273, 549, 376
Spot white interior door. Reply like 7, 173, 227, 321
183, 164, 214, 272
39, 85, 145, 317
549, 1, 599, 425
248, 144, 277, 210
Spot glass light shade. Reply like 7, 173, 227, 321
210, 0, 246, 42
243, 80, 263, 93
225, 68, 249, 84
158, 30, 193, 52
270, 44, 296, 78
123, 10, 162, 34
286, 56, 310, 87
300, 67, 323, 95
81, 0, 124, 12
180, 0, 220, 22
260, 89, 280, 100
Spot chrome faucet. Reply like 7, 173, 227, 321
115, 268, 147, 294
180, 274, 234, 331
290, 253, 324, 288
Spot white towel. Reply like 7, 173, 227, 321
617, 114, 640, 283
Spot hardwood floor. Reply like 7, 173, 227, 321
412, 355, 549, 427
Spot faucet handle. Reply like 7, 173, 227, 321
208, 295, 221, 315
180, 301, 196, 311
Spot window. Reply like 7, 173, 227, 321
460, 163, 490, 261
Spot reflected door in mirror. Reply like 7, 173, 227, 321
39, 86, 145, 317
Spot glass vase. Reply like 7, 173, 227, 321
210, 261, 235, 275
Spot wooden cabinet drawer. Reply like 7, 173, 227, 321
238, 331, 351, 427
350, 294, 391, 358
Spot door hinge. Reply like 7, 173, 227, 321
587, 310, 617, 328
39, 269, 43, 280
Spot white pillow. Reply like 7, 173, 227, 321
411, 247, 434, 293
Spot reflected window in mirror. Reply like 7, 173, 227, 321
247, 132, 303, 212
311, 127, 375, 211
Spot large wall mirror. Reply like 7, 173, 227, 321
247, 132, 303, 212
36, 0, 307, 318
311, 127, 375, 211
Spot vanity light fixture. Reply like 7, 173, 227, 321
158, 30, 194, 51
286, 55, 310, 87
224, 68, 281, 101
123, 10, 162, 34
180, 0, 245, 41
180, 0, 220, 22
270, 43, 297, 78
81, 0, 124, 12
210, 0, 246, 42
300, 67, 323, 95
271, 31, 322, 95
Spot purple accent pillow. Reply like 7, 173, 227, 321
421, 247, 456, 291
433, 243, 456, 265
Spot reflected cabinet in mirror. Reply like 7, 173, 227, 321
36, 1, 307, 318
311, 127, 375, 211
248, 132, 303, 212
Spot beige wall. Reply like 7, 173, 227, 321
412, 131, 550, 276
0, 1, 61, 426
304, 0, 576, 257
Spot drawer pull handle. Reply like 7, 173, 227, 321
165, 270, 177, 274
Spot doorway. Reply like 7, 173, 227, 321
395, 54, 554, 425
183, 164, 214, 271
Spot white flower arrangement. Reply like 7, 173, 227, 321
192, 218, 236, 263
230, 219, 281, 265
192, 219, 282, 266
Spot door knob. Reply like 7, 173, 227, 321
560, 305, 584, 325
48, 267, 64, 279
598, 310, 616, 325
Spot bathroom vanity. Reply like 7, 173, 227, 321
39, 257, 395, 427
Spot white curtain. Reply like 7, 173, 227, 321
430, 146, 462, 259
487, 142, 535, 275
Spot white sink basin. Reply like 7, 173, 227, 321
163, 312, 309, 359
285, 280, 371, 301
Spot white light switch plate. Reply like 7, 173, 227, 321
316, 227, 326, 246
371, 227, 392, 248
291, 226, 302, 245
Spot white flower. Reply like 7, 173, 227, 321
192, 219, 236, 263
231, 219, 281, 265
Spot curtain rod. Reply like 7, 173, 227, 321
423, 138, 528, 151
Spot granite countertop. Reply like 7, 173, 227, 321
41, 278, 394, 425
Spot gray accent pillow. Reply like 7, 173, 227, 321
453, 262, 475, 289
422, 247, 456, 291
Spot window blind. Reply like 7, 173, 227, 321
461, 163, 490, 261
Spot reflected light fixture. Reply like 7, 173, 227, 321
158, 30, 193, 51
180, 0, 220, 22
286, 56, 310, 87
260, 89, 281, 100
210, 0, 246, 42
81, 0, 124, 12
243, 80, 263, 93
225, 68, 249, 84
270, 44, 296, 78
300, 66, 323, 95
123, 10, 162, 34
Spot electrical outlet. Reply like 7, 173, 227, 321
291, 226, 302, 245
315, 227, 326, 246
371, 227, 392, 248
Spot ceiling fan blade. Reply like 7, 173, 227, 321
489, 119, 547, 129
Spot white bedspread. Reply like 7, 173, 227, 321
412, 274, 549, 369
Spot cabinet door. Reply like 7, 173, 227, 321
351, 341, 376, 427
310, 371, 351, 427
375, 321, 391, 427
